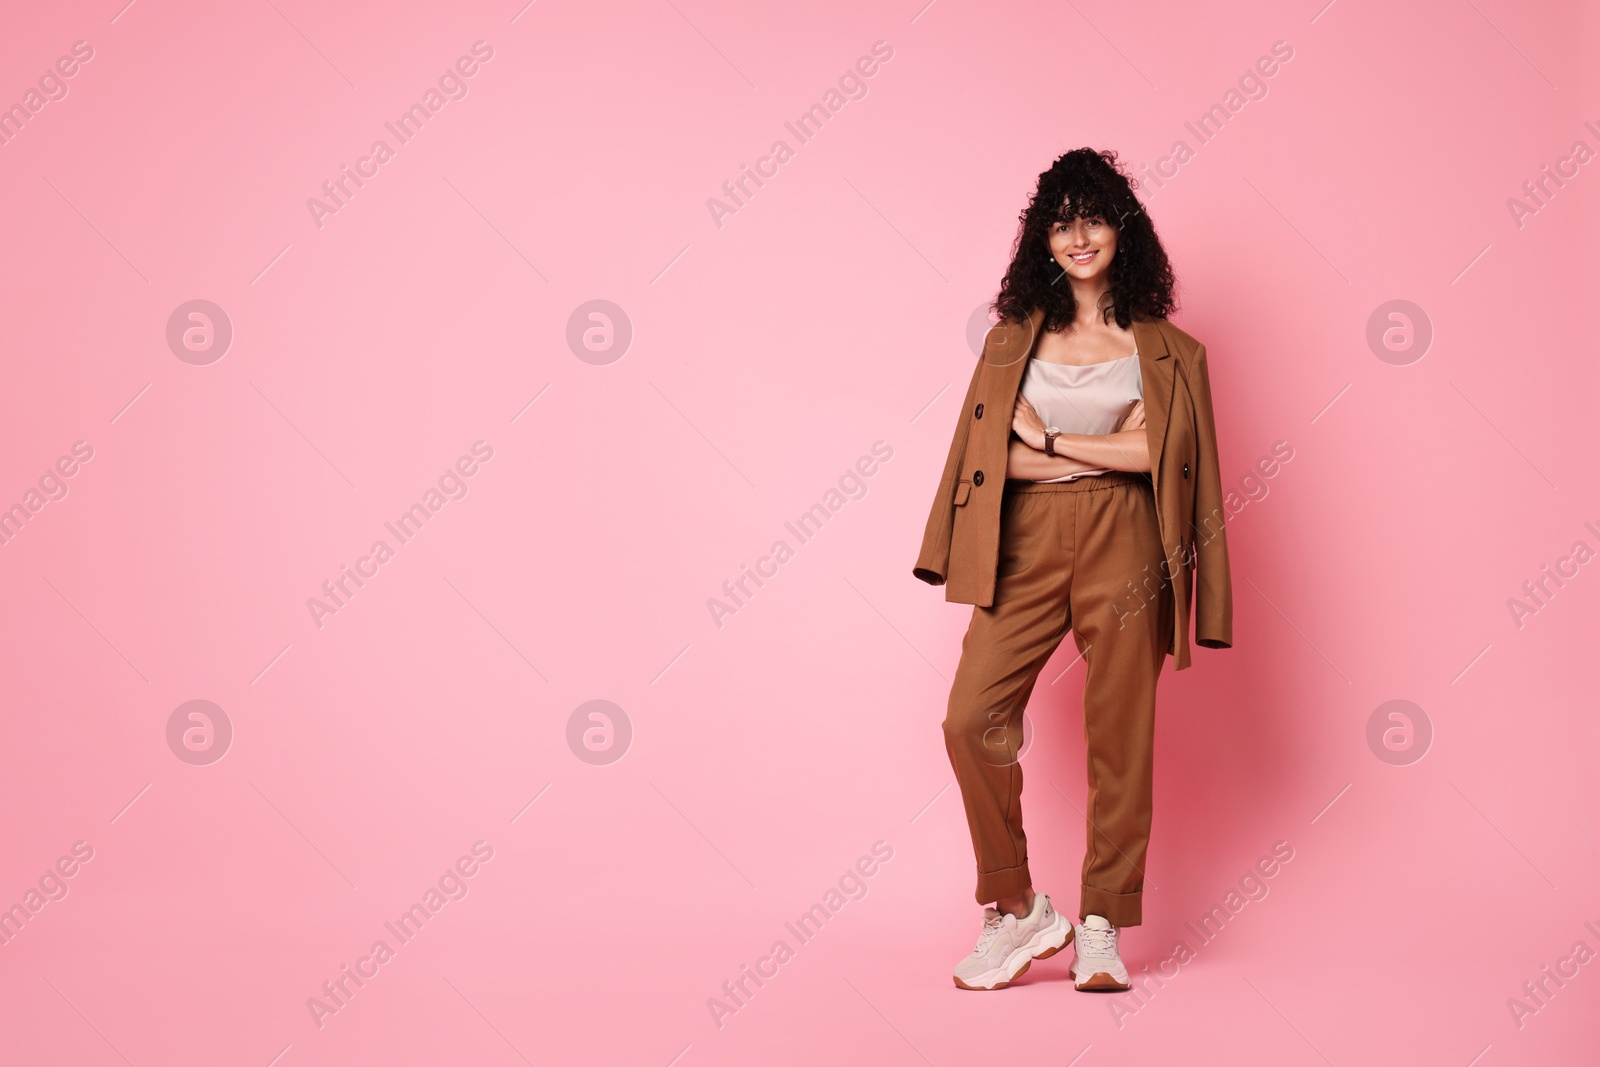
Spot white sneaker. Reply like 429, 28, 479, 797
952, 892, 1073, 990
1069, 914, 1131, 991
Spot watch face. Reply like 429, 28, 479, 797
1045, 426, 1060, 434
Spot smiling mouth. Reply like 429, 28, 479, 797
1068, 251, 1097, 264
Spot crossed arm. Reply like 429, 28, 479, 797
1005, 394, 1150, 480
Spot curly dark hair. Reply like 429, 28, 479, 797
992, 148, 1177, 333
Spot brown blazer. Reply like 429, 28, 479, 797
912, 309, 1233, 671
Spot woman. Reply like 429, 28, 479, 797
912, 148, 1233, 992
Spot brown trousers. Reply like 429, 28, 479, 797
941, 470, 1173, 927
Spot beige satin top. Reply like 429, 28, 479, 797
1017, 349, 1143, 483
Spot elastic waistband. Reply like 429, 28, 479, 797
1005, 470, 1153, 494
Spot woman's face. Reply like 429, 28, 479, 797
1047, 213, 1118, 281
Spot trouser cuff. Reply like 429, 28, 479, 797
975, 861, 1032, 906
1081, 885, 1142, 927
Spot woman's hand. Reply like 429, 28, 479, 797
1012, 396, 1152, 474
1117, 399, 1146, 432
1012, 394, 1048, 450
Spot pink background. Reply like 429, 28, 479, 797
2, 1, 1597, 1064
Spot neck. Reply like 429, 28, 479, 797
1066, 277, 1112, 329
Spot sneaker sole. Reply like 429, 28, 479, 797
1071, 970, 1131, 992
952, 914, 1074, 991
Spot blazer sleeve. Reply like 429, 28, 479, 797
1188, 344, 1234, 649
912, 357, 984, 586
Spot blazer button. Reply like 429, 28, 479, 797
973, 470, 985, 486
974, 403, 984, 419
1182, 463, 1190, 478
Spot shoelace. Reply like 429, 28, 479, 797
1078, 923, 1117, 957
971, 914, 1006, 956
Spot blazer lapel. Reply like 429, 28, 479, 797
983, 307, 1046, 435
1133, 318, 1175, 490
985, 306, 1046, 369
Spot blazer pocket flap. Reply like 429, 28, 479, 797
952, 480, 972, 506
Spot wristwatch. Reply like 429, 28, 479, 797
1044, 426, 1061, 456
